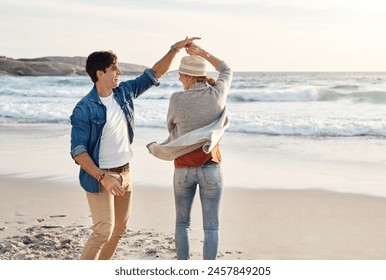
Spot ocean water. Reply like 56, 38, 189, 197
1, 71, 386, 137
1, 72, 386, 196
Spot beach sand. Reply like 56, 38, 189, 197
1, 123, 386, 260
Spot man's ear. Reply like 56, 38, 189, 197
97, 70, 104, 79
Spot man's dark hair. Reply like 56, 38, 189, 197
86, 51, 117, 83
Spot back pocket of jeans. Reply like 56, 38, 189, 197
202, 165, 222, 187
174, 168, 189, 185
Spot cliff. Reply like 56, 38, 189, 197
0, 56, 147, 76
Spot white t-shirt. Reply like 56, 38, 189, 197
99, 94, 132, 168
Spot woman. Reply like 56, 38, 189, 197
147, 42, 232, 259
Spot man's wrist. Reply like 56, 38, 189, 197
170, 44, 180, 53
97, 172, 106, 183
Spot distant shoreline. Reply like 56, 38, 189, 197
2, 57, 385, 75
0, 55, 147, 76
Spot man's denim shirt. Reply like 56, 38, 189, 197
70, 69, 159, 193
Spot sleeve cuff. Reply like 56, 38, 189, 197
71, 145, 88, 159
216, 61, 228, 72
144, 68, 160, 87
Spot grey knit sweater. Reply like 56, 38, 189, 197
147, 61, 233, 160
167, 60, 232, 140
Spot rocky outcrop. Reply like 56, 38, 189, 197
0, 56, 147, 76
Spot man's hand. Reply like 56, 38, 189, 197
173, 36, 201, 51
100, 175, 125, 196
152, 36, 201, 79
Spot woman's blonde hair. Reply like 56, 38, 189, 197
195, 76, 216, 86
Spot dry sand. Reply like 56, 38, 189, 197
1, 123, 386, 260
1, 176, 386, 260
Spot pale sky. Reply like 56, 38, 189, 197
1, 0, 385, 71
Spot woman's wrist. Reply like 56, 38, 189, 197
204, 51, 211, 58
198, 50, 210, 59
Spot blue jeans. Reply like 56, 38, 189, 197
173, 162, 223, 260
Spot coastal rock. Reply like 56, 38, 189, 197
0, 55, 147, 76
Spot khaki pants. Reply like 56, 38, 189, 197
80, 170, 132, 260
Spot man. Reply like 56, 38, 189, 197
70, 37, 199, 260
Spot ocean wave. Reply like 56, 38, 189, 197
228, 86, 318, 102
318, 90, 386, 103
226, 88, 386, 104
330, 84, 359, 90
3, 86, 385, 104
0, 98, 75, 124
1, 73, 386, 138
2, 112, 386, 138
226, 119, 386, 137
